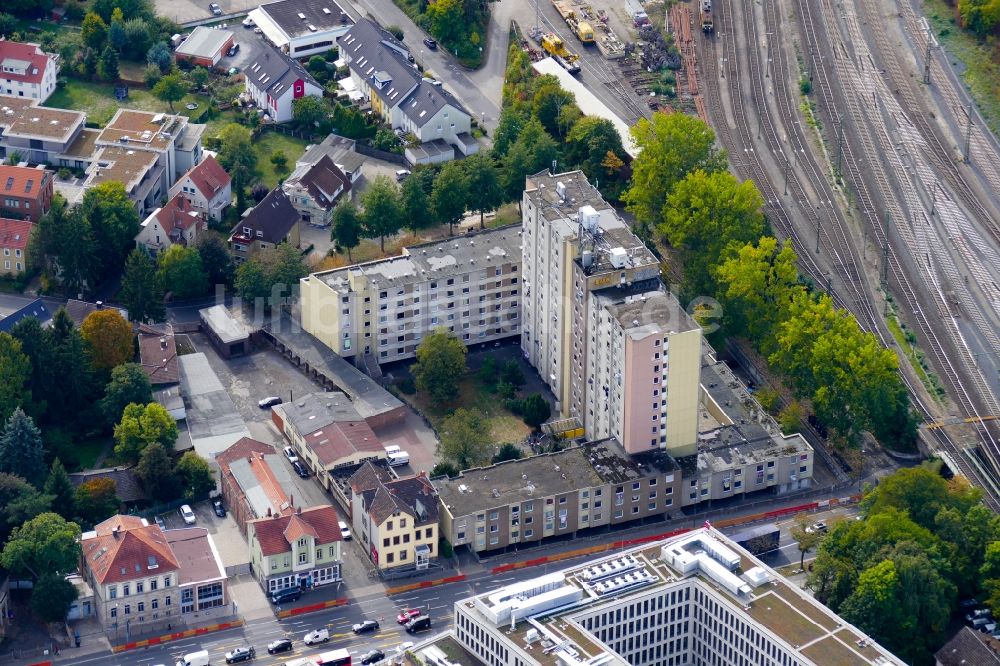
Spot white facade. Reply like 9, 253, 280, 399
244, 74, 322, 124
0, 47, 58, 102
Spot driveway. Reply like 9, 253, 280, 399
154, 0, 253, 26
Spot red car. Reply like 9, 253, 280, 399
397, 608, 421, 624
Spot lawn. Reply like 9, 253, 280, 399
47, 78, 205, 127
747, 592, 825, 647
922, 0, 1000, 134
253, 131, 310, 189
400, 374, 532, 445
63, 437, 108, 472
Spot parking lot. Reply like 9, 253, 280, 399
155, 0, 253, 26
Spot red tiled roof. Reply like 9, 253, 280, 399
305, 420, 384, 467
249, 506, 343, 557
137, 324, 179, 385
217, 437, 276, 469
283, 514, 319, 543
0, 164, 49, 198
0, 42, 53, 85
0, 217, 31, 251
83, 515, 180, 585
184, 155, 230, 199
150, 192, 204, 242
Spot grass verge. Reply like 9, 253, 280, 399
884, 306, 946, 403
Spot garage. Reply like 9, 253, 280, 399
175, 26, 236, 68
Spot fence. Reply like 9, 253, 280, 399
354, 141, 408, 165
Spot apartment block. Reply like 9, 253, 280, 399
247, 505, 343, 594
300, 225, 522, 363
0, 164, 52, 221
452, 526, 904, 666
436, 439, 680, 554
0, 96, 89, 166
521, 170, 701, 456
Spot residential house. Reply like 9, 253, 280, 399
63, 299, 128, 327
80, 515, 228, 634
338, 19, 477, 164
936, 627, 1000, 666
0, 217, 30, 275
243, 46, 322, 124
0, 96, 88, 167
281, 154, 350, 227
0, 297, 50, 332
69, 468, 146, 504
297, 134, 364, 186
217, 437, 295, 536
137, 323, 179, 386
348, 463, 439, 571
0, 40, 60, 103
228, 189, 300, 263
270, 392, 387, 491
169, 155, 231, 222
0, 164, 53, 221
247, 505, 343, 594
247, 0, 355, 59
134, 192, 207, 256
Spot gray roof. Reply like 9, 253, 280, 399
298, 134, 365, 175
258, 0, 355, 37
596, 287, 699, 336
273, 391, 363, 434
236, 188, 300, 245
175, 27, 234, 59
63, 299, 128, 327
199, 305, 251, 345
405, 138, 454, 162
246, 45, 320, 100
313, 224, 522, 292
936, 627, 1000, 666
0, 298, 51, 332
69, 467, 146, 503
229, 453, 295, 519
178, 353, 250, 455
339, 18, 467, 126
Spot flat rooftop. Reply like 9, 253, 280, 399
87, 145, 159, 191
5, 103, 84, 141
312, 224, 522, 293
200, 304, 251, 344
64, 128, 100, 158
258, 0, 355, 37
457, 527, 903, 666
525, 169, 613, 224
97, 109, 188, 151
164, 527, 226, 586
596, 287, 699, 336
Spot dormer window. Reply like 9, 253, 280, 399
243, 226, 251, 236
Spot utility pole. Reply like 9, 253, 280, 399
964, 103, 973, 164
815, 209, 821, 254
881, 212, 891, 291
836, 115, 845, 179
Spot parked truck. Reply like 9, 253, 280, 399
552, 0, 595, 43
700, 0, 714, 32
625, 0, 649, 27
540, 33, 582, 74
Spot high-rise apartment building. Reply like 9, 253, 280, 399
521, 170, 701, 456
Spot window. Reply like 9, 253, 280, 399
387, 553, 394, 563
614, 510, 624, 519
387, 520, 393, 530
490, 525, 498, 533
124, 604, 131, 615
490, 511, 499, 521
123, 584, 130, 597
138, 602, 145, 612
329, 546, 336, 558
524, 502, 532, 512
136, 581, 144, 593
298, 551, 308, 564
110, 607, 117, 619
150, 579, 157, 591
109, 586, 117, 599
152, 598, 159, 609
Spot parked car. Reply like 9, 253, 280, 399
270, 587, 302, 605
176, 649, 210, 666
212, 500, 226, 517
971, 616, 993, 630
259, 396, 282, 409
209, 3, 222, 15
292, 461, 310, 479
405, 616, 431, 634
353, 619, 379, 634
967, 608, 993, 623
397, 609, 421, 624
805, 521, 827, 534
983, 622, 998, 634
283, 446, 299, 464
303, 628, 329, 645
395, 642, 414, 655
242, 16, 255, 27
339, 520, 352, 541
394, 169, 411, 182
227, 43, 240, 57
361, 649, 385, 665
266, 638, 293, 654
155, 515, 166, 530
179, 504, 197, 525
225, 646, 255, 664
423, 37, 437, 49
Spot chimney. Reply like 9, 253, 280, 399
296, 505, 302, 515
112, 526, 120, 539
289, 493, 294, 507
247, 455, 253, 464
160, 337, 167, 349
96, 301, 103, 309
267, 507, 272, 517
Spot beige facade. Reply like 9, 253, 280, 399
300, 225, 522, 362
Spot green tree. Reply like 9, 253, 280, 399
520, 393, 551, 430
44, 310, 98, 422
44, 459, 76, 521
789, 516, 822, 571
0, 512, 81, 578
121, 249, 165, 323
778, 401, 804, 433
122, 18, 154, 60
101, 363, 153, 425
463, 153, 503, 229
195, 232, 235, 288
234, 243, 307, 302
98, 44, 119, 81
146, 41, 172, 73
113, 402, 178, 461
175, 451, 215, 500
234, 254, 269, 302
622, 112, 727, 228
438, 408, 491, 470
80, 309, 133, 373
108, 7, 126, 51
73, 478, 119, 527
425, 0, 465, 45
430, 461, 459, 479
218, 124, 257, 212
839, 559, 901, 644
152, 72, 187, 112
492, 106, 526, 159
360, 175, 403, 252
661, 169, 765, 295
157, 245, 208, 299
31, 573, 79, 624
565, 116, 626, 186
864, 466, 978, 531
413, 329, 467, 404
492, 442, 524, 463
30, 196, 94, 293
188, 65, 209, 90
500, 118, 558, 203
0, 332, 30, 424
532, 78, 576, 136
0, 407, 46, 487
0, 474, 53, 546
431, 161, 468, 235
959, 0, 1000, 37
400, 174, 435, 235
136, 442, 175, 501
270, 150, 289, 176
714, 236, 802, 345
292, 95, 328, 130
80, 181, 140, 282
332, 200, 362, 262
0, 13, 17, 39
82, 12, 108, 50
500, 359, 525, 388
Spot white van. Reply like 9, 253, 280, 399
304, 628, 330, 645
384, 445, 409, 467
176, 649, 210, 666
